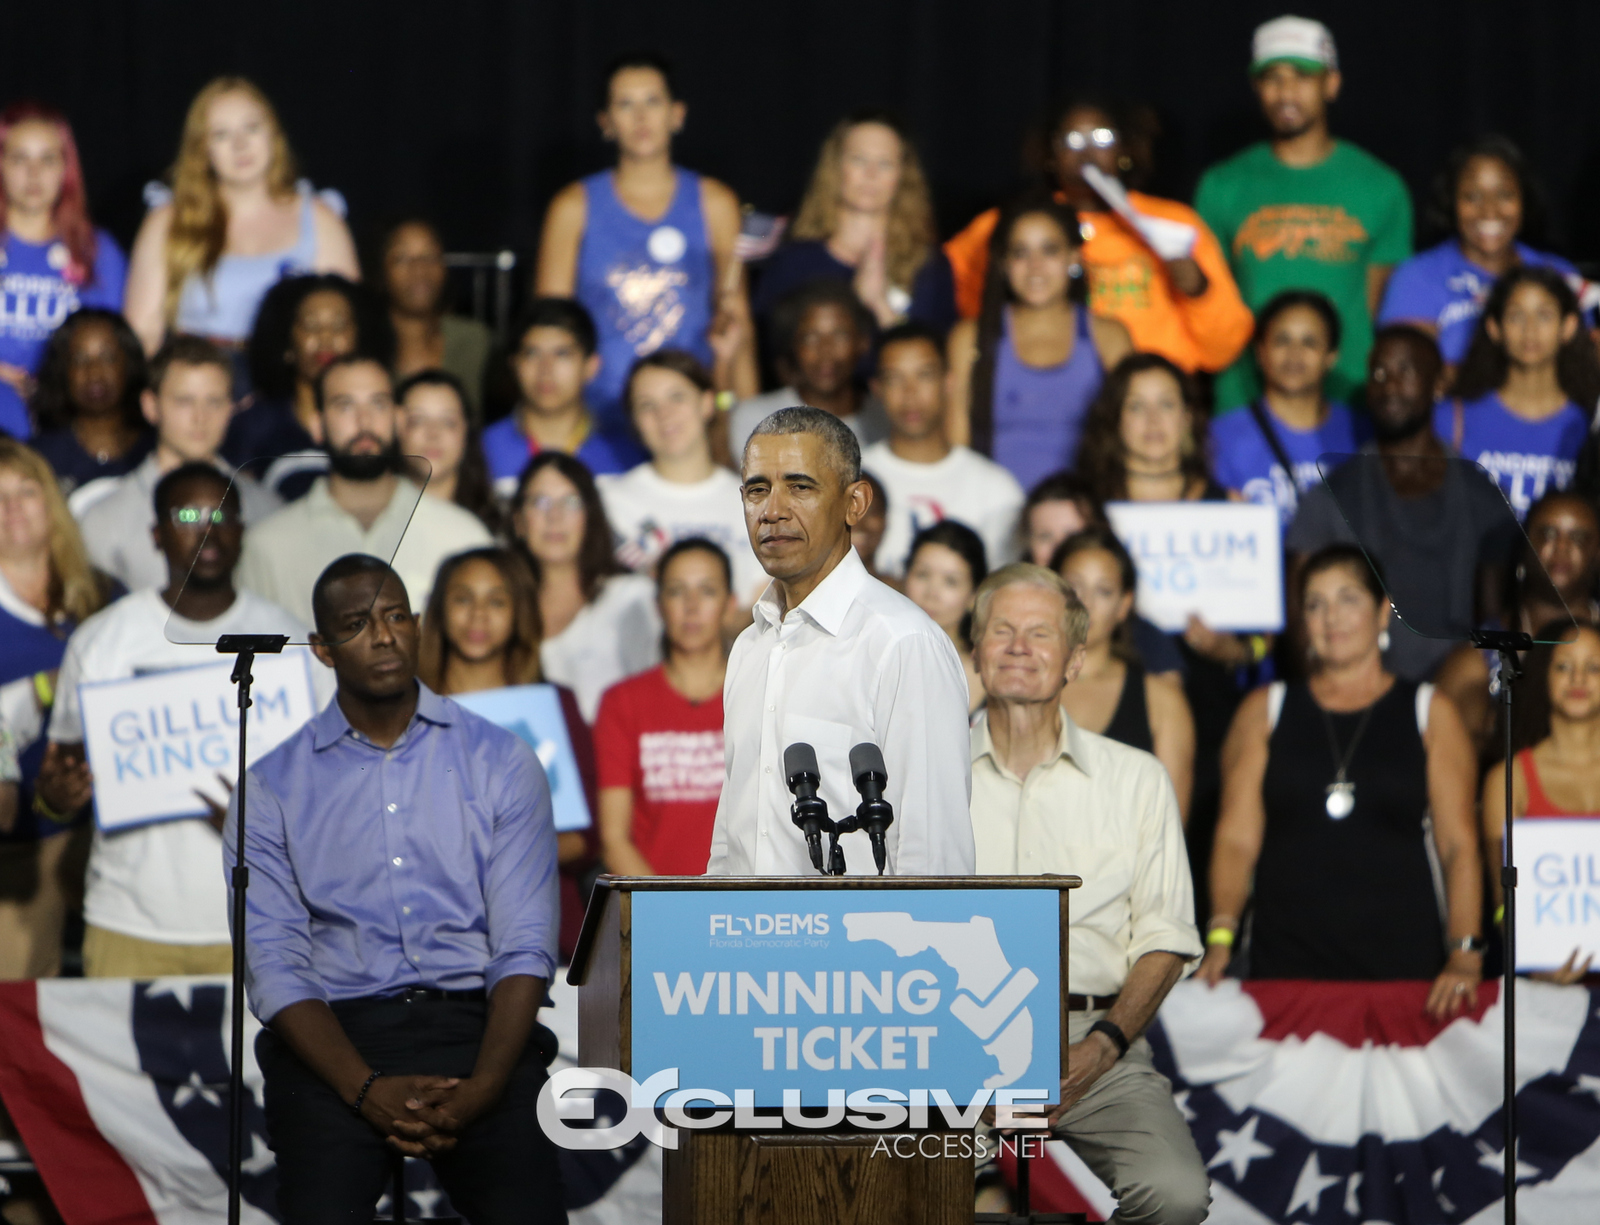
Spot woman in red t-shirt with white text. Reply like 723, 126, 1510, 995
595, 537, 736, 875
1483, 620, 1600, 981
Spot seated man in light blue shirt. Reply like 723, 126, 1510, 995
224, 553, 564, 1224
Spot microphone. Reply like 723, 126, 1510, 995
784, 742, 830, 874
849, 742, 895, 875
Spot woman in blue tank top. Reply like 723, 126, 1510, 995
948, 196, 1131, 492
124, 77, 359, 356
535, 52, 755, 437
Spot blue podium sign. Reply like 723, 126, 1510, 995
629, 887, 1062, 1107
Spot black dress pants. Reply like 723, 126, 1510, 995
257, 995, 566, 1224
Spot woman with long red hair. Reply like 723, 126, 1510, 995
123, 77, 358, 355
0, 102, 127, 440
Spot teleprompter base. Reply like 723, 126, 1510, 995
662, 1130, 973, 1225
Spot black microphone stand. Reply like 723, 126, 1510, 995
215, 632, 289, 1225
1473, 627, 1532, 1225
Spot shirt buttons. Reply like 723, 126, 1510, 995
765, 766, 772, 774
392, 857, 403, 866
403, 905, 412, 915
386, 803, 397, 813
767, 704, 775, 712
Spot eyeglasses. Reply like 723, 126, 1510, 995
168, 506, 241, 527
522, 493, 584, 516
1057, 127, 1118, 152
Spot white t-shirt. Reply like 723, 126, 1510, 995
861, 442, 1026, 578
598, 463, 767, 602
540, 574, 662, 723
50, 588, 332, 944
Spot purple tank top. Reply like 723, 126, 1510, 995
990, 305, 1104, 491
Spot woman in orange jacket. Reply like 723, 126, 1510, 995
945, 100, 1253, 376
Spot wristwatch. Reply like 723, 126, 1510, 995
1451, 935, 1487, 954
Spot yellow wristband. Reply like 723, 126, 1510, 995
1494, 905, 1505, 926
32, 791, 69, 826
33, 670, 54, 709
1206, 926, 1235, 947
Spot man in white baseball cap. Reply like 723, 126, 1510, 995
1249, 14, 1339, 75
1196, 15, 1413, 415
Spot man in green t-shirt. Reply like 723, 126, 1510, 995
1196, 15, 1413, 412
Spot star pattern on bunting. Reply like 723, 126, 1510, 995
1475, 1138, 1540, 1183
1286, 1151, 1339, 1216
1206, 1114, 1274, 1182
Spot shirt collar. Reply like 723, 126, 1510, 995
0, 568, 45, 628
752, 545, 868, 636
310, 680, 453, 751
972, 707, 1091, 778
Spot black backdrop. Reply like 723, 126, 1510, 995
7, 0, 1600, 277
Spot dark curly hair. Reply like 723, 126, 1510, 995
1073, 352, 1210, 506
246, 273, 395, 401
1450, 265, 1600, 411
29, 307, 148, 433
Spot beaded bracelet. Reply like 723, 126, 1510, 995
352, 1071, 381, 1116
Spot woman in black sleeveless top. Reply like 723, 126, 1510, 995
1199, 545, 1485, 1019
1053, 526, 1195, 820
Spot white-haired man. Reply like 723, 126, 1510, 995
970, 562, 1207, 1225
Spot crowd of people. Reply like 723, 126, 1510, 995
2, 13, 1599, 1023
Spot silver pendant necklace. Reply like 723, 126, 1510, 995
1320, 697, 1377, 820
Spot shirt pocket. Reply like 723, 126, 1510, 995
782, 713, 856, 817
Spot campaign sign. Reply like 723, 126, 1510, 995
1514, 818, 1600, 971
1104, 500, 1284, 633
79, 653, 317, 833
630, 888, 1061, 1107
452, 684, 592, 832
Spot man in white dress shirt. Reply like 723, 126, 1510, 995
969, 564, 1207, 1225
707, 407, 974, 876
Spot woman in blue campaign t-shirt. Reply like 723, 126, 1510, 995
1442, 266, 1600, 519
1378, 136, 1591, 367
1213, 291, 1364, 524
0, 105, 127, 440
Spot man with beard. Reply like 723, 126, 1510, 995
1196, 15, 1413, 410
237, 353, 492, 623
1286, 325, 1518, 681
36, 464, 329, 976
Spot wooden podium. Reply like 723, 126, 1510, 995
568, 874, 1078, 1225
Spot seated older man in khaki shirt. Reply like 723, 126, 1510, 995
970, 563, 1207, 1225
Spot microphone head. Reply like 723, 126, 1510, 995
849, 742, 887, 787
784, 742, 820, 789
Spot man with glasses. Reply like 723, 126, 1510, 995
75, 334, 280, 591
1196, 15, 1413, 411
35, 463, 330, 977
944, 100, 1250, 377
238, 352, 492, 623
